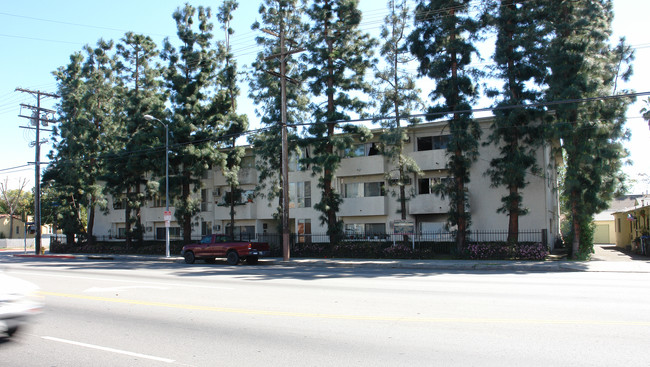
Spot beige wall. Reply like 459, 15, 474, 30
613, 206, 650, 249
93, 118, 561, 246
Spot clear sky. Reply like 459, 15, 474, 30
1, 0, 648, 194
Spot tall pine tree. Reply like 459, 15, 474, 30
248, 0, 309, 226
546, 0, 633, 258
48, 40, 119, 245
483, 0, 549, 244
103, 32, 166, 247
162, 4, 228, 243
409, 0, 482, 251
302, 0, 376, 238
215, 0, 249, 236
373, 0, 423, 220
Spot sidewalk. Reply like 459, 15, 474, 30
5, 244, 650, 273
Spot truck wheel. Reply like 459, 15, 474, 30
246, 256, 259, 265
184, 251, 195, 264
226, 251, 240, 265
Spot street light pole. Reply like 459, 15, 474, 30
144, 114, 170, 258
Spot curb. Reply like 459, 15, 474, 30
14, 254, 77, 259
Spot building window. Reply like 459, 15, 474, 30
241, 156, 255, 169
344, 223, 386, 237
289, 148, 310, 172
418, 177, 452, 195
201, 189, 209, 212
113, 197, 126, 210
156, 227, 180, 240
289, 181, 311, 208
152, 195, 165, 208
416, 135, 450, 151
342, 182, 385, 198
341, 143, 380, 158
365, 223, 386, 235
16, 226, 20, 235
201, 221, 212, 236
298, 219, 311, 243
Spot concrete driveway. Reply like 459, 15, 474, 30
591, 243, 644, 261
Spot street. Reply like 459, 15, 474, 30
1, 255, 649, 366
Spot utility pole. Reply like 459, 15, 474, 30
16, 88, 58, 255
261, 21, 304, 261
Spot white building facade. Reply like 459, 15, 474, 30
93, 118, 561, 247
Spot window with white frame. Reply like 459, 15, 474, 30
341, 142, 380, 158
289, 181, 311, 208
201, 189, 209, 212
289, 148, 310, 172
342, 182, 385, 198
297, 218, 311, 243
418, 177, 453, 195
416, 135, 450, 151
152, 195, 165, 208
344, 223, 386, 236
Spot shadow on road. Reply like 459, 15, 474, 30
0, 253, 591, 280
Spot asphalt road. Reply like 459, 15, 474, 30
1, 257, 649, 366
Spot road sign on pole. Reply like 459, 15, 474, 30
163, 211, 172, 221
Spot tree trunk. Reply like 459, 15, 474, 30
324, 6, 338, 237
182, 177, 191, 244
571, 190, 580, 259
87, 196, 95, 246
124, 187, 132, 249
507, 185, 519, 244
8, 215, 14, 239
230, 183, 236, 237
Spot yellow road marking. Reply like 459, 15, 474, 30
39, 291, 650, 327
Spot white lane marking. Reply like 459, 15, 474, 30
84, 285, 168, 293
12, 271, 233, 290
42, 336, 175, 363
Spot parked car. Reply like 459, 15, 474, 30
181, 234, 271, 265
0, 270, 42, 338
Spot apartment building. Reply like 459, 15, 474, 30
93, 117, 561, 247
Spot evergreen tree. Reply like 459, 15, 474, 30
215, 0, 249, 236
103, 32, 166, 247
248, 0, 309, 226
302, 0, 376, 238
483, 0, 549, 244
545, 0, 633, 258
373, 0, 423, 220
48, 40, 119, 245
409, 0, 482, 251
162, 4, 227, 243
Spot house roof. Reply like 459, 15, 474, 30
610, 194, 650, 215
594, 195, 648, 220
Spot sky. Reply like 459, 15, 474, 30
1, 0, 648, 195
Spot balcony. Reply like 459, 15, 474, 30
409, 150, 447, 171
213, 168, 257, 186
337, 155, 385, 177
339, 196, 387, 217
408, 194, 449, 215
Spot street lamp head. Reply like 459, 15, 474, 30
143, 114, 158, 121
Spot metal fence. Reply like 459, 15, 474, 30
93, 229, 545, 245
78, 229, 547, 258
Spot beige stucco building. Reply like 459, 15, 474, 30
93, 118, 562, 248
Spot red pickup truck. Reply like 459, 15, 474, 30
181, 234, 271, 265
